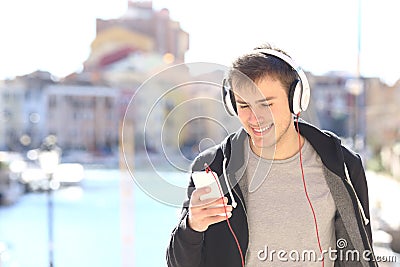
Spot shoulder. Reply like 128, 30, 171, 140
321, 128, 363, 168
299, 120, 363, 175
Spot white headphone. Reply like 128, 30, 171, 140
222, 48, 311, 115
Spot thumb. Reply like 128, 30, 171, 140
192, 186, 211, 200
191, 186, 219, 206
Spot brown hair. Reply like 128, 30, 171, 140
228, 43, 298, 95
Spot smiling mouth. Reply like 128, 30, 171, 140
250, 123, 274, 135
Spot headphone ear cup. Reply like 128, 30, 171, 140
300, 86, 310, 112
222, 79, 237, 116
228, 90, 237, 116
289, 79, 302, 115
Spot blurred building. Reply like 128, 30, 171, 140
0, 80, 27, 150
2, 1, 398, 167
365, 78, 400, 152
77, 1, 191, 155
310, 73, 354, 138
84, 1, 188, 73
45, 84, 119, 153
0, 71, 55, 151
0, 1, 191, 162
0, 71, 118, 155
310, 72, 400, 159
95, 1, 188, 64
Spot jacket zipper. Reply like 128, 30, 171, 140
218, 147, 250, 266
232, 185, 250, 264
222, 157, 249, 265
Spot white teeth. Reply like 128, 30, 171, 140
253, 123, 273, 133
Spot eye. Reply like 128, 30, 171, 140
238, 105, 249, 109
262, 103, 272, 107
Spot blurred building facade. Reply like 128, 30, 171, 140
0, 71, 55, 151
0, 1, 399, 168
84, 1, 188, 73
310, 74, 352, 138
0, 72, 119, 154
365, 78, 400, 177
1, 69, 399, 165
365, 78, 400, 150
80, 1, 190, 155
309, 72, 400, 170
45, 85, 119, 153
0, 1, 192, 162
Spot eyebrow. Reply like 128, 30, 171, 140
236, 96, 277, 104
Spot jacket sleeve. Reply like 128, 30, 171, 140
166, 208, 204, 267
166, 146, 225, 267
166, 164, 205, 267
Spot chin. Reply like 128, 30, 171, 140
251, 137, 276, 150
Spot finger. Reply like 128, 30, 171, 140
203, 212, 233, 226
191, 187, 220, 206
191, 186, 211, 201
202, 196, 228, 207
203, 205, 233, 217
189, 202, 231, 223
190, 203, 231, 217
194, 196, 228, 208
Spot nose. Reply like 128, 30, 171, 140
248, 107, 264, 126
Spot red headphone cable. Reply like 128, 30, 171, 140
296, 114, 324, 267
204, 163, 245, 267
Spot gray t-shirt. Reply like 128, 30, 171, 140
239, 139, 336, 266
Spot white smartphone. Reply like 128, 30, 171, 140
192, 171, 222, 201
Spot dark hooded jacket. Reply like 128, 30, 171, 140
167, 120, 378, 267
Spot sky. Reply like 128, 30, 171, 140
0, 0, 399, 85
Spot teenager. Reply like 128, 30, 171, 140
167, 44, 377, 267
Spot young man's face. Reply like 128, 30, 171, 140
234, 76, 294, 156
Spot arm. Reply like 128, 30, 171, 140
166, 182, 204, 267
166, 215, 204, 267
166, 172, 232, 267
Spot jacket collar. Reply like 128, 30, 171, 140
296, 119, 346, 179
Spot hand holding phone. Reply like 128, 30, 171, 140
189, 171, 232, 231
192, 171, 222, 201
